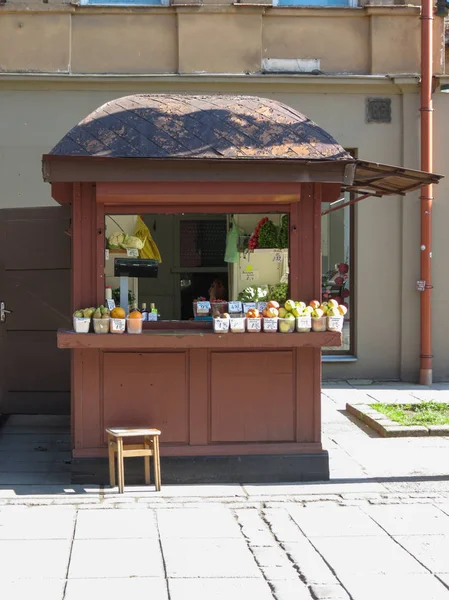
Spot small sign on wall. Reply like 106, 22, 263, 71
241, 270, 259, 283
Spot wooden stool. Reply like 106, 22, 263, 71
106, 428, 161, 494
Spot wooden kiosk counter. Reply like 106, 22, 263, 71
43, 95, 441, 482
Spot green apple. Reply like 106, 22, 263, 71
279, 320, 292, 333
278, 307, 287, 318
311, 308, 324, 318
286, 312, 295, 320
284, 299, 296, 312
328, 307, 340, 317
292, 307, 300, 317
296, 301, 306, 311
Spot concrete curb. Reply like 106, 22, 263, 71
346, 402, 449, 437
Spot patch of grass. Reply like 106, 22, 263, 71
370, 401, 449, 426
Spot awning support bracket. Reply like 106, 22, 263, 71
321, 193, 374, 216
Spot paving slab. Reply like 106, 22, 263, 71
103, 484, 246, 497
157, 507, 241, 539
281, 541, 339, 585
365, 503, 449, 535
288, 505, 386, 538
65, 577, 169, 599
0, 579, 65, 600
75, 507, 158, 539
162, 538, 261, 578
235, 509, 276, 546
343, 573, 449, 600
260, 565, 301, 580
168, 578, 274, 600
311, 535, 428, 576
309, 583, 351, 599
0, 539, 71, 578
243, 481, 387, 496
0, 506, 76, 539
268, 578, 313, 600
395, 534, 449, 574
68, 538, 164, 579
250, 544, 293, 568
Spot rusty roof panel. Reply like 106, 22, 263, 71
49, 94, 352, 162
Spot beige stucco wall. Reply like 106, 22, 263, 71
3, 76, 446, 380
0, 5, 444, 76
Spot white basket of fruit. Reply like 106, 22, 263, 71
262, 302, 281, 332
230, 315, 246, 333
325, 300, 347, 332
246, 308, 261, 332
73, 307, 95, 333
213, 313, 230, 333
92, 305, 111, 334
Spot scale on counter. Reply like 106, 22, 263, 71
114, 258, 159, 315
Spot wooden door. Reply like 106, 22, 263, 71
0, 207, 71, 414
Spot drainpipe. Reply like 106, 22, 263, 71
419, 0, 433, 386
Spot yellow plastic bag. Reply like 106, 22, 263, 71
133, 216, 162, 263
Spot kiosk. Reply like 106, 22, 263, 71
44, 94, 441, 482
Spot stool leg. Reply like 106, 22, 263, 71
153, 435, 161, 491
116, 437, 125, 494
108, 435, 116, 489
144, 436, 151, 486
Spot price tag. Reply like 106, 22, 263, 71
126, 248, 139, 258
327, 316, 343, 332
196, 301, 211, 315
272, 252, 283, 263
257, 302, 267, 312
214, 318, 229, 332
263, 318, 278, 332
111, 318, 125, 332
241, 270, 259, 282
228, 301, 242, 313
247, 318, 261, 332
105, 249, 110, 261
243, 302, 257, 313
106, 299, 116, 311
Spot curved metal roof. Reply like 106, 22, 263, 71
49, 94, 352, 162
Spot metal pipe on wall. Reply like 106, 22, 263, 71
419, 0, 434, 386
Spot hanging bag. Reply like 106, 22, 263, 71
224, 217, 242, 263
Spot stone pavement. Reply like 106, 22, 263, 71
0, 381, 449, 599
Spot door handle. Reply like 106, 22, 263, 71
0, 301, 12, 323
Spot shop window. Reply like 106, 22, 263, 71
103, 212, 290, 323
321, 195, 354, 355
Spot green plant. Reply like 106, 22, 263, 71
112, 288, 136, 306
258, 220, 279, 249
371, 401, 449, 426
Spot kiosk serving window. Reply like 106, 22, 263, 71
103, 212, 290, 321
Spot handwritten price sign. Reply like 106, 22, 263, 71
242, 302, 256, 313
196, 301, 211, 315
213, 318, 229, 332
228, 301, 242, 313
263, 318, 278, 332
272, 252, 283, 263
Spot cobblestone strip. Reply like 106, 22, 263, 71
263, 509, 352, 600
235, 509, 312, 600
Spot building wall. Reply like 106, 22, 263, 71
0, 2, 447, 381
2, 77, 448, 380
0, 4, 444, 76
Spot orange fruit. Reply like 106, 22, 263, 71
128, 311, 142, 319
111, 307, 126, 319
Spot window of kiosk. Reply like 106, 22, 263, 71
103, 213, 290, 321
321, 197, 354, 355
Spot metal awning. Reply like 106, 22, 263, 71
344, 160, 443, 196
